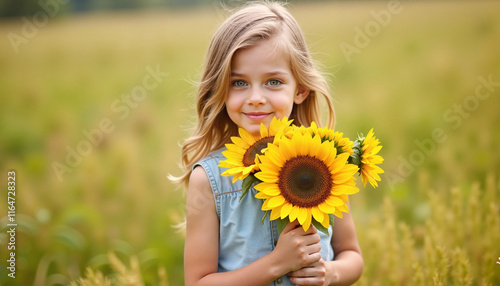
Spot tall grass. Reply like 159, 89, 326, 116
356, 174, 500, 285
0, 1, 499, 285
70, 176, 500, 285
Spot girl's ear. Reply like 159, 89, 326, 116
294, 85, 309, 105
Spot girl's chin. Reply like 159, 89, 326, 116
240, 124, 266, 136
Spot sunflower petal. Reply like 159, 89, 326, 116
301, 209, 312, 231
280, 202, 293, 219
318, 202, 336, 214
260, 122, 269, 137
289, 206, 299, 222
311, 206, 324, 223
326, 196, 344, 207
239, 128, 257, 145
320, 212, 330, 229
267, 195, 286, 208
270, 206, 282, 220
297, 207, 307, 225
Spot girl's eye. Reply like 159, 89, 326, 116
267, 79, 282, 87
233, 80, 247, 87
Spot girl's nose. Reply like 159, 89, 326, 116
247, 86, 266, 105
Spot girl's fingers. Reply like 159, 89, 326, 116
282, 220, 300, 234
307, 242, 321, 254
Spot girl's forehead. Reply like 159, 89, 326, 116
231, 38, 292, 72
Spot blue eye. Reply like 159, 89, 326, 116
267, 79, 282, 86
233, 80, 247, 87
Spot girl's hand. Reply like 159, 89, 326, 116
273, 221, 322, 274
288, 258, 329, 286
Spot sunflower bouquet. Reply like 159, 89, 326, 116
219, 117, 384, 235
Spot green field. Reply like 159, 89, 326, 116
1, 1, 500, 285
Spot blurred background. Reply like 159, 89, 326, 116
1, 0, 499, 285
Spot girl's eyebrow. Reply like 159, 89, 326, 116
230, 71, 290, 77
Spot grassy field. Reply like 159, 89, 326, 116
1, 1, 499, 285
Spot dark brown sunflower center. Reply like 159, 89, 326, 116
278, 155, 332, 208
242, 136, 275, 167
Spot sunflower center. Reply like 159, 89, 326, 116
278, 155, 332, 208
242, 136, 274, 167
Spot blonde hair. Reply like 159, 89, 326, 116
174, 1, 335, 186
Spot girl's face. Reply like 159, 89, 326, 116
226, 38, 308, 136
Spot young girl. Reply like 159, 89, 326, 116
175, 2, 363, 285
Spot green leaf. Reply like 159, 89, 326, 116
239, 174, 260, 202
329, 214, 335, 227
312, 219, 329, 235
276, 218, 288, 234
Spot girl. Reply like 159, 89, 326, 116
175, 2, 363, 285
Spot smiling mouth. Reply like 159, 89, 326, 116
244, 112, 271, 120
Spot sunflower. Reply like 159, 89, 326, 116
254, 130, 359, 232
359, 128, 384, 188
291, 123, 354, 155
219, 117, 293, 183
316, 127, 354, 156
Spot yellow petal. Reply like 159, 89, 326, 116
265, 145, 284, 168
318, 202, 335, 213
280, 202, 293, 219
297, 207, 307, 225
231, 136, 250, 148
334, 208, 343, 218
261, 199, 271, 210
333, 164, 358, 184
326, 196, 344, 207
301, 209, 312, 231
320, 213, 330, 229
260, 122, 269, 137
263, 186, 281, 196
255, 191, 270, 199
270, 206, 282, 220
329, 152, 349, 174
239, 128, 257, 145
267, 195, 285, 208
289, 206, 299, 222
311, 206, 324, 223
255, 172, 278, 183
338, 204, 349, 213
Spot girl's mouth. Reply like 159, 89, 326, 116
245, 112, 271, 121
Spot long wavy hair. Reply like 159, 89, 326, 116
173, 1, 335, 186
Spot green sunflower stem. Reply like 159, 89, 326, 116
261, 210, 270, 224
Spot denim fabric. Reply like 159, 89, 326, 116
194, 147, 334, 286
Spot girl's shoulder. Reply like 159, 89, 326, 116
193, 147, 227, 171
192, 146, 240, 199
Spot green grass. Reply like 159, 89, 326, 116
0, 1, 499, 285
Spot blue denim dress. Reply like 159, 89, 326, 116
194, 148, 334, 286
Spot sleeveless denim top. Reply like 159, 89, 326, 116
194, 148, 334, 286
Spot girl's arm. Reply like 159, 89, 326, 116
288, 203, 364, 286
184, 166, 322, 286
